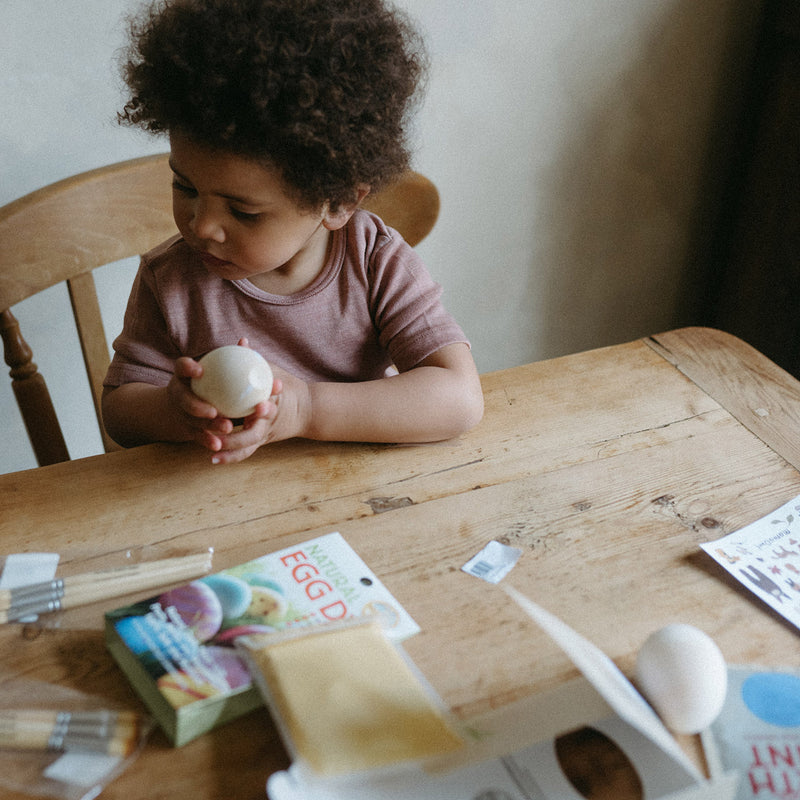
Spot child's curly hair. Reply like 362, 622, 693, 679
119, 0, 427, 211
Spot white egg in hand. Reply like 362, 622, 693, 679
191, 345, 273, 418
635, 623, 727, 735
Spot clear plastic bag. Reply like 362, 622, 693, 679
0, 677, 152, 800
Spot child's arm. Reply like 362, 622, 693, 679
305, 343, 482, 442
206, 342, 483, 463
103, 343, 483, 463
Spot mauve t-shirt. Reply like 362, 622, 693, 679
105, 210, 468, 388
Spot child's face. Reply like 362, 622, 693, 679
168, 133, 341, 293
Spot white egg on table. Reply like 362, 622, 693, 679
635, 623, 728, 735
191, 345, 273, 418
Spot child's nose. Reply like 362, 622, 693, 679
190, 202, 225, 242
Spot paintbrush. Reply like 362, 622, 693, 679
0, 551, 213, 623
0, 709, 146, 757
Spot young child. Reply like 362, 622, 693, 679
102, 0, 483, 464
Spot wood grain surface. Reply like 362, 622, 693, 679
1, 328, 798, 799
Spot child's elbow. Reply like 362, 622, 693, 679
449, 382, 484, 438
101, 385, 146, 448
462, 386, 485, 432
101, 390, 129, 447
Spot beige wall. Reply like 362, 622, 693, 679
0, 0, 762, 473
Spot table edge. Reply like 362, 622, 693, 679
646, 326, 800, 472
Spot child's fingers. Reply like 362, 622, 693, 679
205, 416, 235, 434
199, 429, 223, 453
209, 432, 262, 464
243, 401, 275, 423
174, 356, 203, 379
168, 378, 218, 420
210, 416, 270, 459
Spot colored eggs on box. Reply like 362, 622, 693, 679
245, 585, 289, 623
159, 581, 223, 643
200, 574, 253, 620
214, 624, 276, 644
157, 646, 252, 707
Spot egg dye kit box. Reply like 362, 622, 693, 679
263, 590, 740, 800
104, 532, 419, 746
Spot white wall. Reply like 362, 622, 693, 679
1, 0, 761, 473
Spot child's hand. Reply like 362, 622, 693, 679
165, 356, 236, 444
203, 369, 305, 464
102, 350, 297, 457
195, 339, 294, 464
168, 351, 289, 462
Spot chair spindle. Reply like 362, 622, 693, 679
1, 308, 69, 465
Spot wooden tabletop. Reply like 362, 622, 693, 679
2, 327, 800, 799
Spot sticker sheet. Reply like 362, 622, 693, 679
701, 494, 800, 630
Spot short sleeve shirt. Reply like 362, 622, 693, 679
104, 210, 468, 387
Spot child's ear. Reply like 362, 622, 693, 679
322, 185, 370, 231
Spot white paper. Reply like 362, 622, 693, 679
0, 552, 60, 623
700, 494, 800, 630
501, 586, 703, 781
0, 552, 60, 589
269, 765, 739, 800
461, 540, 522, 583
43, 751, 121, 788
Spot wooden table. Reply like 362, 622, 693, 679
2, 327, 800, 799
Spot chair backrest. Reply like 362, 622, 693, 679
0, 153, 440, 466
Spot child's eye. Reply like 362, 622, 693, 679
172, 179, 197, 196
230, 208, 261, 222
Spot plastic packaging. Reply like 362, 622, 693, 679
0, 677, 152, 800
236, 619, 464, 787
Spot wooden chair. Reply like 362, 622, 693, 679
0, 153, 440, 466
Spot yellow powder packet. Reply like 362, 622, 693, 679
240, 621, 463, 777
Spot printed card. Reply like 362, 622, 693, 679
710, 666, 800, 799
700, 494, 800, 630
